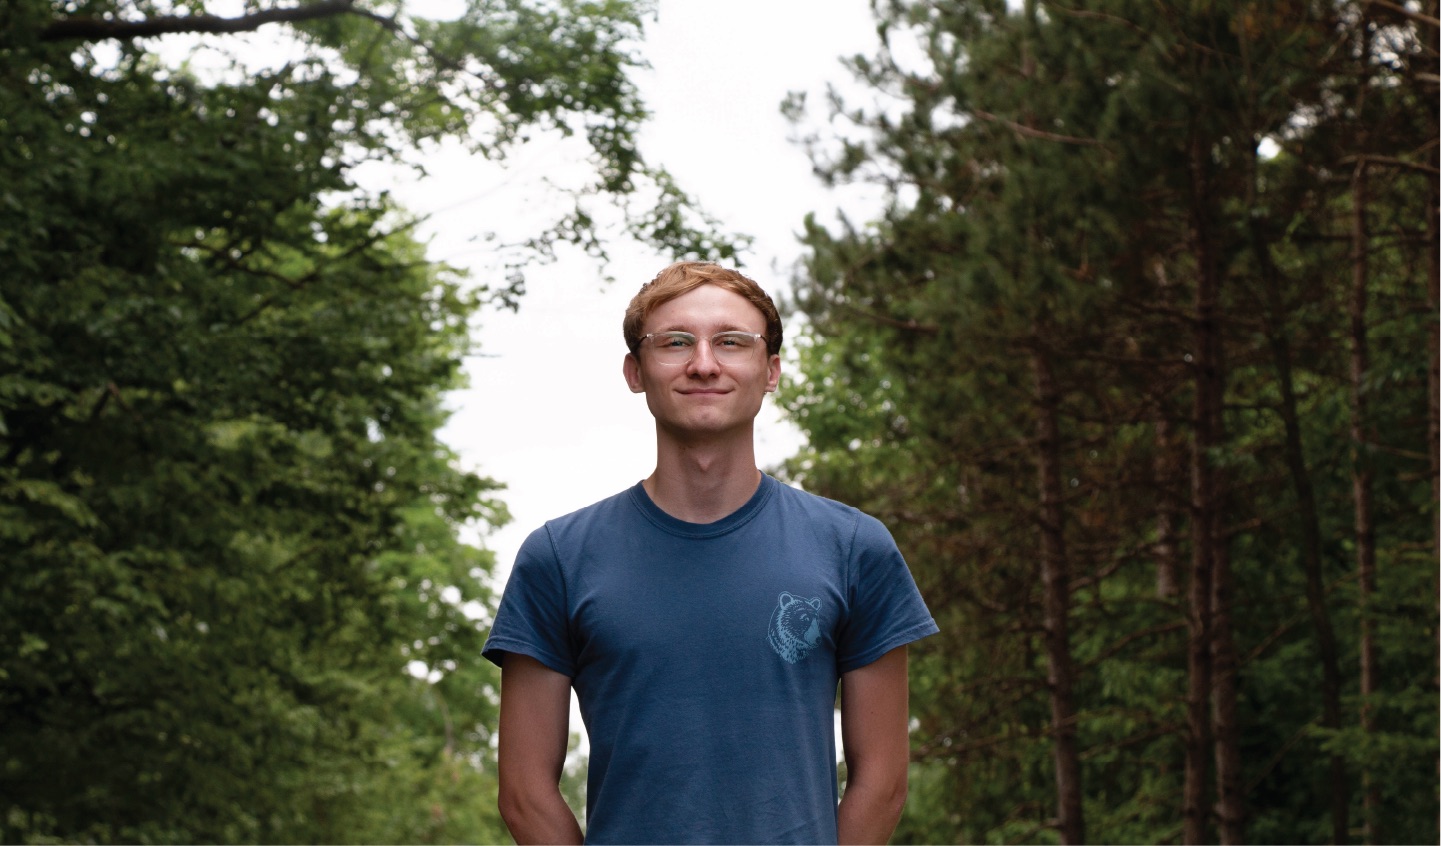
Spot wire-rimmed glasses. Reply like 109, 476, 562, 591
639, 331, 766, 366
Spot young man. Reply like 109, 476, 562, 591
482, 261, 938, 844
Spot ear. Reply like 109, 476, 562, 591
623, 352, 644, 393
764, 353, 781, 393
778, 592, 794, 606
806, 597, 821, 611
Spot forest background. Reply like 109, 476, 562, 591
1, 1, 1436, 844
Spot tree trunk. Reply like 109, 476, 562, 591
1210, 537, 1243, 846
1248, 150, 1348, 845
1031, 337, 1085, 845
1426, 12, 1441, 844
1350, 155, 1376, 846
1348, 14, 1379, 836
1262, 275, 1350, 845
1429, 174, 1440, 581
1182, 131, 1221, 846
1154, 419, 1181, 600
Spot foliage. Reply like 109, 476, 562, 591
0, 0, 725, 841
781, 1, 1438, 843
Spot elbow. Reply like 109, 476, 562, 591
497, 779, 535, 836
497, 777, 580, 844
497, 780, 551, 836
879, 775, 909, 826
838, 767, 910, 844
496, 785, 519, 832
857, 763, 910, 820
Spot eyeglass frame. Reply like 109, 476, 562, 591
636, 330, 768, 366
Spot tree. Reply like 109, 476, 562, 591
780, 1, 1438, 842
0, 0, 731, 841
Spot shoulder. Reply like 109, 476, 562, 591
764, 478, 902, 567
768, 475, 857, 518
547, 484, 640, 527
767, 476, 895, 543
509, 485, 643, 591
527, 483, 645, 550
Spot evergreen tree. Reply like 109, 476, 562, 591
781, 1, 1438, 842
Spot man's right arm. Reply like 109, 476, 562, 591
497, 653, 584, 845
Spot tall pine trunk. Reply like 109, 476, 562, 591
1249, 150, 1348, 845
1348, 16, 1377, 836
1182, 130, 1221, 846
1429, 173, 1440, 583
1153, 262, 1183, 601
1154, 419, 1181, 600
1256, 221, 1343, 841
1350, 156, 1376, 846
1211, 539, 1242, 845
1030, 337, 1084, 845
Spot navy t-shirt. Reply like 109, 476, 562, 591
482, 474, 938, 844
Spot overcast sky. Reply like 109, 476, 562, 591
369, 0, 890, 592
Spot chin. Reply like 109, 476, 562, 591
663, 414, 748, 437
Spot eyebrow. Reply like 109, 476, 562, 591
656, 323, 756, 334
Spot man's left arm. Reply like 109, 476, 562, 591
837, 644, 911, 845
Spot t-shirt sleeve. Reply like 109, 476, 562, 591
481, 525, 576, 677
836, 512, 939, 674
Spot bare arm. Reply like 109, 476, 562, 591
497, 653, 584, 845
836, 645, 911, 845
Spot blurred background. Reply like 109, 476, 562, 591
2, 1, 1436, 843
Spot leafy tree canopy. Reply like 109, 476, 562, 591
0, 1, 732, 841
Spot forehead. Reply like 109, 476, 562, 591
644, 283, 766, 333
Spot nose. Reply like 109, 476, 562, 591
685, 336, 722, 376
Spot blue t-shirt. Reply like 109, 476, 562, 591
482, 474, 938, 845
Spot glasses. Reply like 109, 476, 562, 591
639, 331, 766, 366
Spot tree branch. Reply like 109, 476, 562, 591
40, 0, 383, 43
1366, 0, 1441, 28
971, 108, 1110, 148
1338, 153, 1441, 177
1046, 3, 1151, 38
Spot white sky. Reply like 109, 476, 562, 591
373, 0, 889, 593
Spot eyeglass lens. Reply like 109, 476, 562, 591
647, 332, 761, 364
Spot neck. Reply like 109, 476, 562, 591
643, 427, 762, 524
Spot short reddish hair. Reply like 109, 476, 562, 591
623, 261, 783, 356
